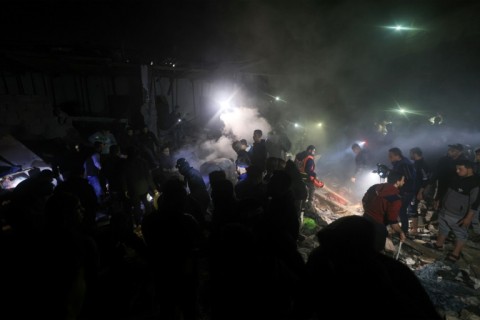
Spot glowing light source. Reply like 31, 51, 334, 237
383, 25, 423, 32
219, 100, 230, 110
275, 96, 280, 101
294, 123, 299, 128
317, 122, 323, 127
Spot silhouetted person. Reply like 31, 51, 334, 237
295, 215, 441, 320
142, 178, 201, 320
234, 164, 267, 203
388, 147, 416, 234
122, 146, 158, 228
55, 164, 98, 232
137, 125, 160, 169
176, 158, 211, 214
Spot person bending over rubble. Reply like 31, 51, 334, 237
362, 170, 406, 252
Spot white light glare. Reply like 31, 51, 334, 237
275, 96, 280, 101
384, 25, 422, 32
317, 122, 323, 127
219, 100, 230, 110
294, 123, 299, 128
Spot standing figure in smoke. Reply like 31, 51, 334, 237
176, 158, 211, 214
232, 139, 251, 180
350, 143, 370, 202
350, 143, 369, 183
248, 129, 268, 172
296, 145, 323, 212
137, 125, 160, 169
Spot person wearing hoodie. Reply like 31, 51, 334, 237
362, 170, 406, 252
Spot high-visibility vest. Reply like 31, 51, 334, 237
301, 155, 315, 174
301, 155, 324, 188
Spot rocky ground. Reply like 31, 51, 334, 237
300, 188, 480, 320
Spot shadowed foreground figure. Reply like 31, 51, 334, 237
295, 215, 441, 320
142, 178, 202, 320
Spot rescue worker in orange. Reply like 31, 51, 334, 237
296, 145, 323, 212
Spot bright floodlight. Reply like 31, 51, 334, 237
317, 122, 323, 127
219, 100, 230, 109
275, 96, 280, 101
399, 108, 406, 113
294, 123, 299, 128
384, 25, 422, 32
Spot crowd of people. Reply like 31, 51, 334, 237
355, 142, 480, 264
4, 119, 478, 319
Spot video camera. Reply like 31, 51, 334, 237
372, 163, 390, 179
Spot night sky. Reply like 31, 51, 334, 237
2, 0, 480, 138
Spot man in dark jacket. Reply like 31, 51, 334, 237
248, 129, 268, 172
176, 158, 211, 213
363, 170, 406, 252
388, 147, 416, 234
409, 147, 431, 234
